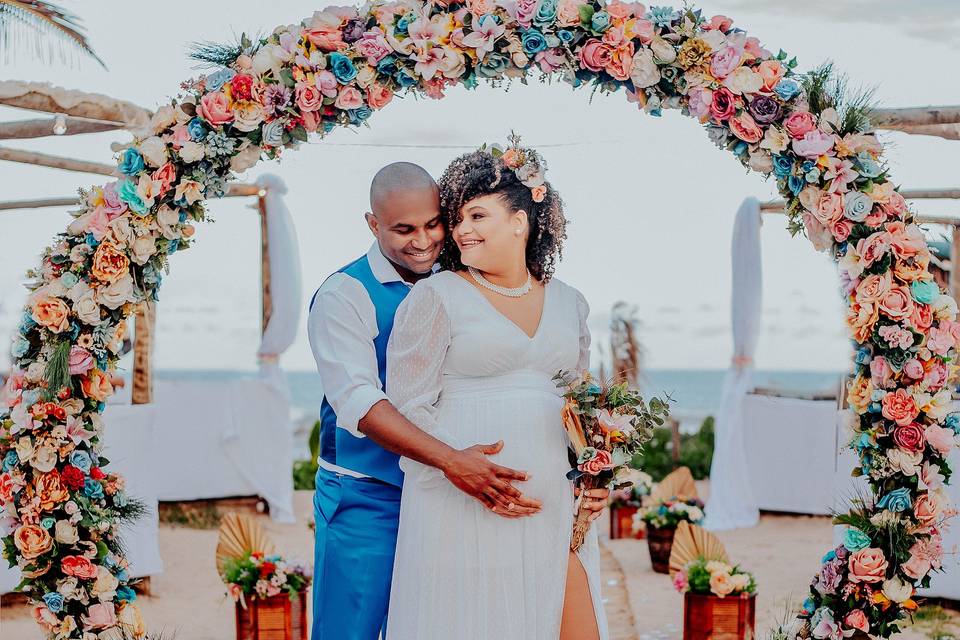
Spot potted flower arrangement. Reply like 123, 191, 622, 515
670, 522, 757, 640
217, 514, 311, 640
637, 467, 703, 574
609, 467, 653, 539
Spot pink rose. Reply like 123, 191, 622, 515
631, 19, 655, 44
83, 602, 118, 630
793, 129, 835, 159
296, 82, 323, 112
705, 15, 733, 31
870, 356, 894, 389
730, 112, 763, 143
101, 182, 126, 216
578, 450, 614, 475
881, 191, 908, 219
925, 424, 955, 456
903, 358, 925, 379
68, 346, 95, 376
813, 192, 843, 226
62, 555, 99, 579
864, 208, 888, 227
579, 39, 612, 73
334, 86, 364, 110
847, 547, 888, 584
844, 610, 869, 632
856, 231, 890, 268
687, 87, 713, 120
709, 44, 742, 79
924, 361, 948, 391
892, 423, 925, 453
302, 110, 321, 133
198, 91, 234, 126
606, 1, 634, 19
855, 272, 891, 304
355, 28, 392, 64
604, 45, 634, 81
881, 388, 919, 427
914, 492, 942, 530
306, 27, 346, 52
169, 124, 191, 149
366, 83, 394, 110
85, 206, 111, 240
784, 110, 816, 139
909, 304, 934, 332
879, 285, 914, 320
831, 219, 852, 242
315, 70, 339, 98
536, 48, 566, 73
512, 0, 538, 27
927, 324, 956, 357
673, 570, 688, 592
152, 162, 177, 197
32, 605, 59, 630
709, 87, 736, 122
886, 221, 928, 260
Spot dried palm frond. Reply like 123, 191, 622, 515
669, 520, 728, 576
651, 466, 698, 503
0, 1, 105, 68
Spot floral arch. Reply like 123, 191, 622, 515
2, 2, 958, 638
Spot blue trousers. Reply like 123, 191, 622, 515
311, 468, 402, 640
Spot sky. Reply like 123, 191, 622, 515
1, 1, 958, 374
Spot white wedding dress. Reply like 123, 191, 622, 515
384, 271, 608, 640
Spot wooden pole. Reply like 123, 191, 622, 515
0, 184, 263, 212
951, 227, 960, 313
882, 123, 960, 141
258, 194, 272, 335
0, 83, 151, 127
0, 145, 117, 176
872, 106, 960, 127
131, 303, 155, 405
0, 117, 124, 139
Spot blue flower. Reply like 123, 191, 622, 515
843, 527, 871, 552
118, 148, 145, 176
348, 107, 373, 125
774, 78, 800, 102
477, 52, 508, 78
591, 10, 611, 32
69, 450, 92, 473
187, 117, 207, 142
41, 517, 55, 529
117, 179, 147, 215
84, 478, 104, 500
945, 413, 960, 434
810, 607, 835, 632
394, 69, 418, 88
396, 12, 414, 35
329, 52, 358, 83
534, 0, 558, 26
323, 120, 336, 134
855, 151, 882, 178
21, 389, 40, 407
557, 29, 574, 44
167, 239, 180, 254
854, 347, 872, 366
733, 141, 749, 157
645, 6, 678, 26
577, 447, 598, 464
377, 55, 399, 75
60, 272, 78, 289
877, 487, 911, 512
586, 382, 602, 395
788, 175, 804, 196
462, 73, 479, 89
821, 549, 836, 563
205, 67, 236, 92
911, 280, 939, 305
11, 338, 29, 359
521, 29, 548, 55
42, 592, 65, 613
2, 450, 17, 473
116, 586, 137, 603
261, 120, 285, 148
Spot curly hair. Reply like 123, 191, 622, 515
437, 149, 568, 282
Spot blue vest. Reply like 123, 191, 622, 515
311, 255, 410, 487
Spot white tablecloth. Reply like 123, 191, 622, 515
1, 404, 164, 594
742, 394, 840, 515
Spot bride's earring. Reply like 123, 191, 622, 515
514, 229, 522, 237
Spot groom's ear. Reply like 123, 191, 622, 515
365, 212, 379, 237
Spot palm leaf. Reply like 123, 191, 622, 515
0, 1, 106, 68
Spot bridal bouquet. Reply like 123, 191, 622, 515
554, 370, 671, 551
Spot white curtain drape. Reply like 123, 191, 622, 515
703, 197, 762, 531
254, 174, 302, 393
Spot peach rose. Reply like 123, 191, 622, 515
855, 272, 892, 304
879, 285, 914, 320
366, 83, 393, 110
151, 162, 177, 197
62, 554, 98, 579
831, 219, 853, 242
91, 242, 130, 284
881, 388, 919, 427
81, 368, 114, 403
32, 605, 59, 630
844, 610, 869, 632
846, 375, 873, 414
30, 292, 71, 333
578, 450, 614, 475
813, 192, 844, 226
886, 221, 927, 260
579, 38, 612, 72
296, 82, 323, 112
14, 524, 53, 560
730, 112, 763, 143
335, 86, 364, 110
908, 302, 933, 332
198, 91, 234, 126
914, 492, 942, 530
925, 424, 955, 456
856, 231, 890, 268
880, 191, 908, 219
784, 110, 816, 139
757, 60, 786, 92
605, 45, 634, 81
531, 185, 547, 202
848, 547, 888, 584
35, 470, 70, 511
83, 602, 118, 630
556, 0, 585, 26
710, 571, 735, 597
846, 300, 878, 344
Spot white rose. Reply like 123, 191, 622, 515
137, 136, 168, 168
68, 211, 93, 237
882, 577, 913, 604
130, 235, 157, 265
630, 49, 660, 89
229, 144, 262, 174
70, 244, 91, 264
233, 101, 265, 133
886, 447, 922, 476
356, 64, 378, 88
440, 50, 466, 80
31, 443, 58, 473
108, 216, 134, 248
97, 274, 135, 310
156, 205, 183, 239
820, 107, 841, 132
150, 105, 177, 134
650, 37, 676, 64
26, 361, 46, 383
15, 436, 35, 462
179, 140, 205, 163
700, 29, 725, 51
724, 66, 763, 95
748, 150, 773, 174
73, 290, 103, 326
58, 576, 79, 599
759, 126, 789, 154
252, 44, 284, 76
931, 294, 958, 321
91, 565, 119, 601
55, 519, 79, 545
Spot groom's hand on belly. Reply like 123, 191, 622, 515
442, 440, 542, 517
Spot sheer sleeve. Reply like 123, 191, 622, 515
386, 281, 451, 437
575, 288, 591, 372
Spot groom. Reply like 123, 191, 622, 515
308, 162, 543, 640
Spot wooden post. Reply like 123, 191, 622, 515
131, 303, 155, 405
258, 194, 272, 335
951, 227, 960, 314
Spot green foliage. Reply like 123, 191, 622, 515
800, 61, 878, 135
634, 415, 714, 482
293, 421, 321, 491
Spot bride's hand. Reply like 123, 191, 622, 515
575, 487, 610, 523
442, 440, 542, 517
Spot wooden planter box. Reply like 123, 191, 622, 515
236, 589, 307, 640
646, 524, 676, 574
683, 592, 756, 640
610, 506, 645, 539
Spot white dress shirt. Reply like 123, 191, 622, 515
308, 242, 418, 478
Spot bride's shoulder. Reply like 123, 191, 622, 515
407, 271, 460, 303
548, 278, 590, 315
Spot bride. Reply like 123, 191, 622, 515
384, 141, 608, 639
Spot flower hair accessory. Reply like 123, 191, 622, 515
482, 132, 548, 203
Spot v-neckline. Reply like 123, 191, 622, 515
452, 271, 550, 341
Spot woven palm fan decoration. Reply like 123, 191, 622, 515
669, 520, 729, 577
216, 512, 277, 577
651, 466, 698, 504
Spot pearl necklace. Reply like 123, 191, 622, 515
468, 266, 533, 298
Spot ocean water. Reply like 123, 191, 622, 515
154, 368, 844, 455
